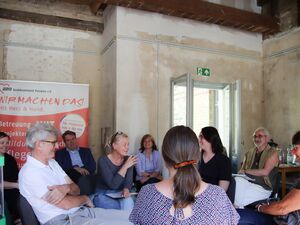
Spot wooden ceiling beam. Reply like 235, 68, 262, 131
0, 0, 278, 35
91, 0, 279, 34
0, 8, 104, 33
90, 0, 105, 14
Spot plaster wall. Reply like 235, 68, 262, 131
100, 6, 117, 154
263, 27, 300, 149
0, 19, 103, 159
110, 7, 264, 159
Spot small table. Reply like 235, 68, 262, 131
278, 164, 300, 197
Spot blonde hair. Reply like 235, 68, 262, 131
105, 131, 128, 153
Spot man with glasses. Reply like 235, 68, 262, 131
234, 127, 279, 208
19, 123, 131, 225
238, 130, 300, 225
55, 130, 96, 183
256, 130, 300, 224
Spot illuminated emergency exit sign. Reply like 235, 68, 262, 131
197, 67, 211, 76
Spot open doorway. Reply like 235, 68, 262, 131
171, 74, 241, 172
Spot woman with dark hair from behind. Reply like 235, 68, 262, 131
130, 126, 239, 225
0, 132, 21, 225
135, 134, 162, 191
198, 126, 232, 192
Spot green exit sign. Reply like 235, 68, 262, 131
197, 67, 211, 76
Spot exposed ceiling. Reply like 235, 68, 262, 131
0, 0, 280, 35
88, 0, 279, 35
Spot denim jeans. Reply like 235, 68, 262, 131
237, 208, 277, 225
93, 189, 134, 210
44, 206, 132, 225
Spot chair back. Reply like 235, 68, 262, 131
18, 195, 40, 225
226, 176, 236, 203
132, 166, 143, 192
270, 167, 280, 198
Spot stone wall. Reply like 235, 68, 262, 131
263, 27, 300, 149
106, 7, 264, 163
0, 18, 103, 159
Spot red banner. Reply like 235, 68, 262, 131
0, 80, 89, 168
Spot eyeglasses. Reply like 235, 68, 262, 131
41, 140, 58, 147
253, 135, 266, 139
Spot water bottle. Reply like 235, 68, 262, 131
281, 146, 287, 164
277, 145, 283, 164
286, 145, 294, 164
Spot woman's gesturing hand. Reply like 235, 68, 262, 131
123, 155, 138, 169
118, 155, 138, 177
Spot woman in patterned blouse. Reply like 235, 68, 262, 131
130, 126, 240, 225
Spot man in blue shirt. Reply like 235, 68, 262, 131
55, 130, 96, 183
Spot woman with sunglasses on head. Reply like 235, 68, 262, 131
130, 126, 239, 225
198, 126, 232, 192
93, 132, 137, 210
0, 132, 21, 225
135, 134, 162, 191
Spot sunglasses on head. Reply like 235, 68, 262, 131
111, 131, 124, 142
